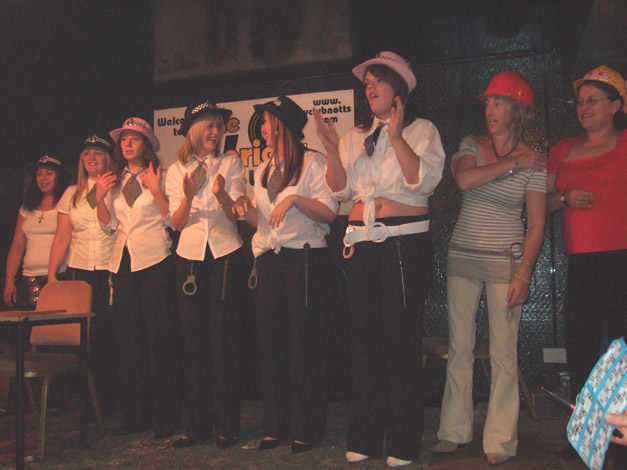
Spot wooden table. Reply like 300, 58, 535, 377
0, 310, 94, 470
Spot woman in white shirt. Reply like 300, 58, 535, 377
165, 100, 245, 449
234, 96, 338, 453
314, 51, 446, 467
96, 117, 180, 439
4, 155, 69, 310
48, 133, 118, 413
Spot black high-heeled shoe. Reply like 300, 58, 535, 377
291, 441, 314, 453
259, 438, 280, 451
216, 436, 238, 449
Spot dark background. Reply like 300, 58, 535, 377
1, 0, 625, 401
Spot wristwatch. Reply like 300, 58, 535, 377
560, 191, 569, 206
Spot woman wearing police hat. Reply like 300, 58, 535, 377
48, 133, 118, 413
96, 117, 180, 438
234, 96, 337, 453
165, 100, 246, 449
433, 71, 546, 464
4, 155, 69, 310
547, 66, 627, 414
315, 51, 445, 467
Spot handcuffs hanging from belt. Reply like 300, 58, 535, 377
343, 222, 389, 259
182, 261, 198, 296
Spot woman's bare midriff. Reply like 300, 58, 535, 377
348, 198, 428, 222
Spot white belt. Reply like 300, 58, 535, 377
343, 220, 429, 258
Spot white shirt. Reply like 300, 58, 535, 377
334, 117, 445, 231
20, 206, 67, 276
166, 153, 245, 260
57, 181, 117, 270
251, 150, 338, 257
101, 167, 172, 273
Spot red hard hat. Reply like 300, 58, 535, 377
477, 71, 535, 114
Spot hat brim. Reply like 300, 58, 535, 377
352, 58, 417, 93
180, 108, 233, 137
110, 127, 160, 152
253, 103, 305, 141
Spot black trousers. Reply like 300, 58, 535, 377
565, 249, 627, 402
253, 247, 330, 443
175, 248, 243, 439
111, 250, 181, 435
73, 268, 117, 415
345, 219, 432, 461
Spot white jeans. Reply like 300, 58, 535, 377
437, 276, 522, 456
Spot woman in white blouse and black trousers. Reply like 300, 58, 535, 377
315, 52, 446, 467
234, 96, 338, 454
165, 100, 245, 449
96, 118, 181, 439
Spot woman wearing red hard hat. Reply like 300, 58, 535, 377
433, 71, 546, 465
315, 51, 445, 467
546, 66, 627, 422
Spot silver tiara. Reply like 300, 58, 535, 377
38, 155, 62, 166
124, 118, 150, 130
85, 135, 112, 148
192, 101, 218, 114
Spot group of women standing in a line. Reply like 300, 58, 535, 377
3, 51, 625, 467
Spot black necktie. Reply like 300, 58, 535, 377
192, 160, 207, 194
364, 122, 386, 157
122, 173, 142, 207
85, 184, 97, 209
267, 162, 283, 203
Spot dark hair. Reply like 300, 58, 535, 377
23, 165, 69, 211
260, 112, 305, 193
357, 64, 412, 131
113, 133, 162, 184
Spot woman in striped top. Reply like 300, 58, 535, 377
433, 72, 547, 465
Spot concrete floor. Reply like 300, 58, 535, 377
0, 397, 611, 470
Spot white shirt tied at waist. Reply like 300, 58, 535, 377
251, 150, 338, 258
166, 153, 245, 260
331, 117, 445, 234
100, 167, 172, 273
57, 181, 116, 270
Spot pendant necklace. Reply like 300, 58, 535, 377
38, 210, 45, 224
490, 134, 519, 159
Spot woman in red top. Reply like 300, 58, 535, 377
547, 65, 626, 406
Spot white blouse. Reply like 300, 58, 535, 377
100, 168, 172, 273
251, 150, 338, 257
57, 180, 117, 270
166, 153, 245, 260
20, 206, 67, 276
333, 117, 445, 231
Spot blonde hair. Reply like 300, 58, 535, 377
502, 96, 529, 138
71, 148, 115, 207
177, 113, 225, 164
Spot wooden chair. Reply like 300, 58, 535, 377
0, 280, 102, 459
423, 335, 538, 421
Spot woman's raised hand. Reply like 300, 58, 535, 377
182, 172, 196, 200
95, 171, 117, 203
313, 109, 340, 155
388, 96, 405, 143
232, 195, 252, 217
142, 162, 162, 193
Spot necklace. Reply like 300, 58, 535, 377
490, 134, 519, 159
38, 210, 45, 224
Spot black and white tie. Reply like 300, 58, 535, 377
85, 184, 97, 209
364, 122, 386, 157
192, 160, 207, 194
266, 162, 283, 203
122, 173, 142, 207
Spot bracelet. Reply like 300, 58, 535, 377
514, 273, 531, 284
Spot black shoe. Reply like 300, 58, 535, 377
292, 441, 314, 453
259, 438, 280, 451
173, 435, 209, 448
216, 436, 238, 449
